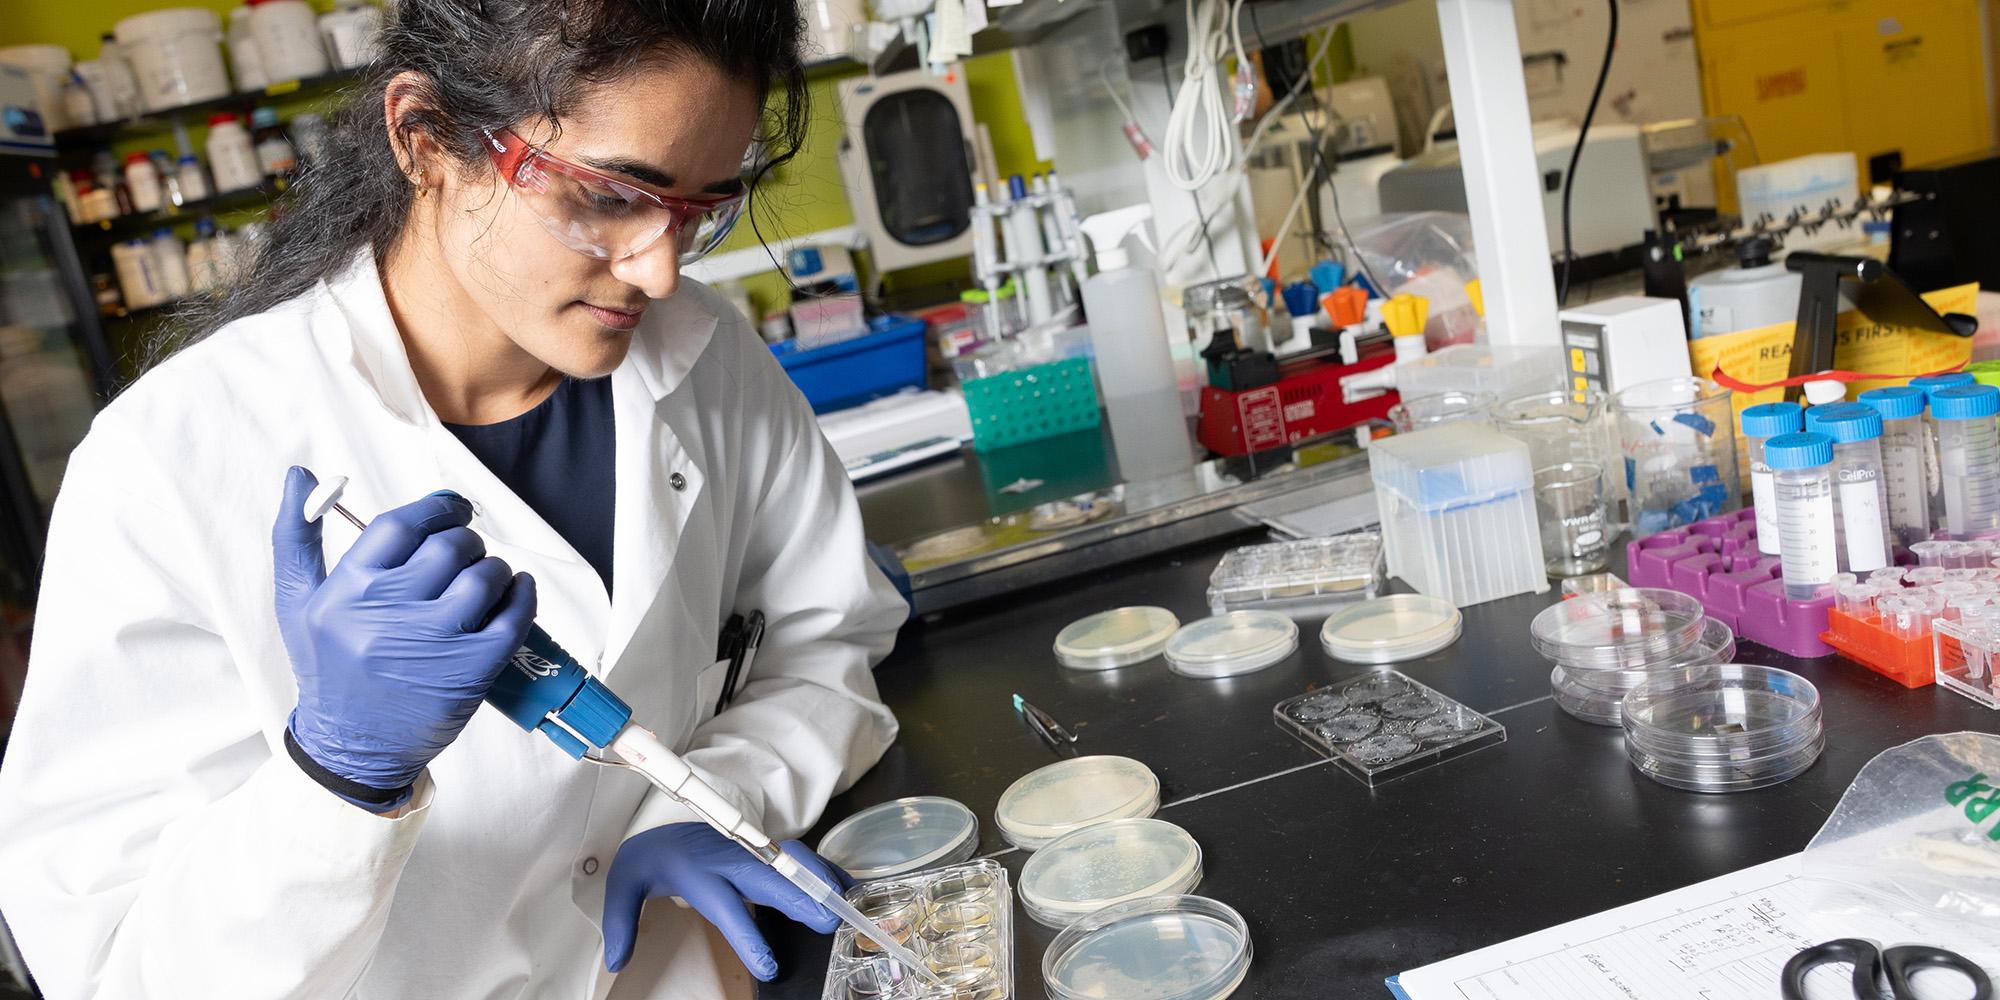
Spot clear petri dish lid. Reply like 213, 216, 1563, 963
1627, 732, 1825, 793
1320, 594, 1463, 664
1655, 616, 1738, 669
1055, 607, 1182, 671
1549, 666, 1627, 726
1621, 663, 1823, 752
995, 755, 1162, 851
1165, 611, 1299, 678
1043, 895, 1253, 1000
1019, 818, 1204, 928
1530, 588, 1707, 670
815, 796, 979, 882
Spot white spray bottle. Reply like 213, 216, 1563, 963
1079, 207, 1197, 481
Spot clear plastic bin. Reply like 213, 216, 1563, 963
1367, 424, 1549, 607
1393, 343, 1566, 403
1205, 533, 1384, 614
819, 860, 1013, 1000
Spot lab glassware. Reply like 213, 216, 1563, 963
1494, 387, 1623, 518
1388, 390, 1494, 433
1813, 403, 1894, 574
1766, 433, 1840, 601
1741, 401, 1804, 556
1534, 462, 1610, 577
1614, 377, 1740, 536
1929, 385, 2000, 539
1858, 386, 1931, 551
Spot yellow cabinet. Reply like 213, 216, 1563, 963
1694, 0, 1992, 211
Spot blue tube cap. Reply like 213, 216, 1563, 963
1741, 402, 1803, 439
1764, 432, 1834, 471
1930, 384, 2000, 421
1911, 372, 1977, 399
1859, 386, 1925, 421
1811, 402, 1883, 443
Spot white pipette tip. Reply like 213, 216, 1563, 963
303, 475, 349, 524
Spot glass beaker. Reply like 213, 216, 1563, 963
1535, 462, 1611, 577
1389, 390, 1494, 433
1494, 387, 1623, 521
1614, 376, 1741, 536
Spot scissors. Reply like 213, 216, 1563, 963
1781, 938, 1993, 1000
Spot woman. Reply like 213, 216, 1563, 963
0, 1, 906, 997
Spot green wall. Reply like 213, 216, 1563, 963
6, 1, 1055, 317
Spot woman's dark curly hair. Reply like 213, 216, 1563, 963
166, 0, 804, 357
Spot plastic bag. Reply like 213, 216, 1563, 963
1803, 732, 2000, 929
1344, 211, 1482, 351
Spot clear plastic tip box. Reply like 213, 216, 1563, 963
1367, 425, 1549, 607
1206, 532, 1385, 614
821, 860, 1013, 1000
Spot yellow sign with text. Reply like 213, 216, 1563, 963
1690, 283, 1980, 484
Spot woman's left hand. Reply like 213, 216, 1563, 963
601, 823, 853, 980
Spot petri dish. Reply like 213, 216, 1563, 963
1530, 588, 1707, 671
1165, 611, 1299, 678
816, 796, 979, 882
1319, 595, 1463, 664
1055, 607, 1182, 671
995, 755, 1162, 851
1626, 733, 1825, 792
1619, 664, 1826, 792
1018, 818, 1204, 928
1044, 894, 1252, 1000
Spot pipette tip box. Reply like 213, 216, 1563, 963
1624, 507, 1837, 658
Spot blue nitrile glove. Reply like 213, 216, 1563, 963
602, 823, 853, 981
272, 466, 537, 805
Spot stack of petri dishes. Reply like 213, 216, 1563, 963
1620, 663, 1825, 792
1530, 589, 1728, 726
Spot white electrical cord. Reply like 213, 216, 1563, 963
1161, 0, 1238, 192
1156, 24, 1339, 278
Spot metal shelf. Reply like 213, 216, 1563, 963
52, 69, 365, 149
69, 187, 268, 240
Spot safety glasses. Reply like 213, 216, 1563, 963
481, 128, 746, 264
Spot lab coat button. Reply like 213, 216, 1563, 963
669, 472, 687, 492
581, 857, 600, 876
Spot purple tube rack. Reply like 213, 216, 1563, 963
1623, 507, 1836, 658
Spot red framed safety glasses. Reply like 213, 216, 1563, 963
481, 128, 746, 263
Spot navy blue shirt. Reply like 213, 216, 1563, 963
445, 377, 616, 593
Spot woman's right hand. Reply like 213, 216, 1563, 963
272, 467, 536, 807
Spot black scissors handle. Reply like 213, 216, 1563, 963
1782, 938, 1994, 1000
1782, 939, 1880, 1000
1884, 945, 1994, 1000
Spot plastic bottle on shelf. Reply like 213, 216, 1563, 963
248, 0, 331, 82
150, 228, 191, 299
77, 182, 118, 225
250, 106, 298, 190
1766, 432, 1840, 601
1741, 401, 1803, 557
318, 0, 383, 70
61, 72, 99, 127
206, 113, 263, 194
123, 152, 163, 214
227, 6, 268, 92
111, 238, 165, 309
97, 34, 142, 118
176, 153, 212, 203
186, 218, 220, 292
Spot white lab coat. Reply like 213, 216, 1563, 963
0, 253, 906, 998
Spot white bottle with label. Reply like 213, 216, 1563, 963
1740, 402, 1802, 557
249, 0, 330, 82
318, 0, 383, 70
205, 112, 263, 193
176, 154, 211, 203
111, 239, 164, 309
150, 228, 191, 299
123, 152, 163, 213
227, 6, 267, 92
1077, 206, 1195, 482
